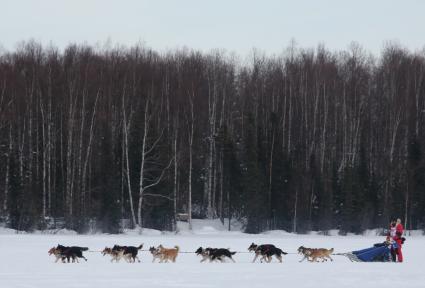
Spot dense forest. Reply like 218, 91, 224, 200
0, 41, 424, 234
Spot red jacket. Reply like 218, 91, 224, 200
396, 223, 404, 236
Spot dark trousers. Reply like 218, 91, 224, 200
390, 248, 397, 262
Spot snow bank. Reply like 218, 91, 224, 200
0, 226, 19, 235
261, 230, 295, 236
0, 219, 423, 237
176, 218, 244, 235
35, 229, 79, 235
122, 228, 163, 236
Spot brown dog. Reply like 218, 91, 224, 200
157, 245, 180, 263
298, 246, 333, 262
308, 248, 334, 262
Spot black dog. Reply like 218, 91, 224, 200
248, 243, 287, 263
195, 247, 212, 262
207, 248, 236, 262
56, 244, 88, 262
112, 244, 143, 263
248, 243, 275, 263
196, 247, 236, 263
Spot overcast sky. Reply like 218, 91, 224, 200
1, 0, 424, 56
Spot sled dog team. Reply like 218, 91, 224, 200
48, 243, 335, 263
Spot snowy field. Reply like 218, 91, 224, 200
0, 221, 424, 288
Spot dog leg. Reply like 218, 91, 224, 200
277, 255, 282, 263
267, 256, 272, 263
252, 253, 259, 263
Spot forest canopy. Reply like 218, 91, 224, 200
0, 41, 424, 234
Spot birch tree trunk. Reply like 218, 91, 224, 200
47, 66, 53, 216
137, 97, 149, 229
287, 83, 292, 155
205, 77, 217, 219
40, 93, 47, 219
268, 129, 275, 230
3, 124, 12, 214
136, 92, 170, 230
187, 90, 195, 230
81, 89, 99, 218
77, 88, 86, 217
122, 85, 137, 227
219, 151, 224, 224
173, 115, 179, 231
321, 84, 328, 173
293, 187, 298, 233
65, 82, 77, 225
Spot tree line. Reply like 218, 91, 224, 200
0, 41, 424, 234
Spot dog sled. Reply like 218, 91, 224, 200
337, 242, 396, 262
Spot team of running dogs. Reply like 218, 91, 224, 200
48, 243, 334, 263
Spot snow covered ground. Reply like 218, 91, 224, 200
0, 221, 424, 288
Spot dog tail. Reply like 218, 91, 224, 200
138, 244, 144, 250
81, 247, 89, 251
278, 248, 288, 255
330, 248, 334, 253
175, 245, 180, 252
231, 251, 236, 255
